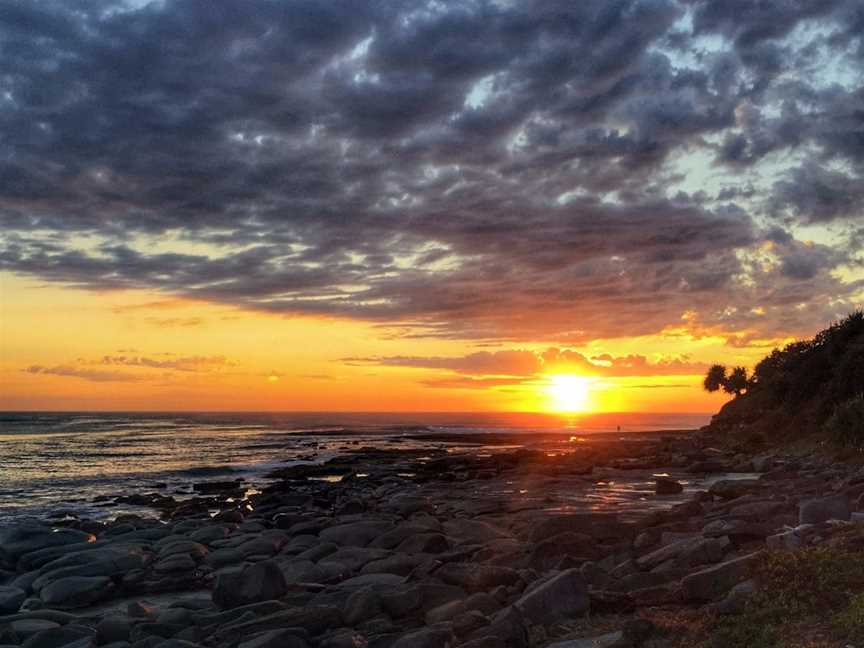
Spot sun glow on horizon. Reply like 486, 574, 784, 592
545, 374, 593, 412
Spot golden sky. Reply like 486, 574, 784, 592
0, 273, 759, 412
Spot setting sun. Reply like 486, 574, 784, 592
545, 374, 592, 412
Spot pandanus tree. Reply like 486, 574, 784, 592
703, 364, 749, 397
703, 364, 727, 393
724, 366, 750, 396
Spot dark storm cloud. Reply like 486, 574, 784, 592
1, 0, 862, 343
773, 163, 864, 224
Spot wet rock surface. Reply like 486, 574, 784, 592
1, 431, 861, 646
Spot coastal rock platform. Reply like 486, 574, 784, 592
1, 431, 859, 647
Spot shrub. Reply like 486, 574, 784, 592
825, 394, 864, 449
709, 547, 864, 647
834, 592, 864, 644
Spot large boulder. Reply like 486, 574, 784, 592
342, 586, 381, 625
318, 522, 392, 547
0, 525, 94, 566
514, 569, 589, 626
0, 585, 25, 613
528, 532, 599, 570
636, 536, 729, 571
530, 514, 633, 543
212, 606, 342, 642
799, 495, 851, 525
21, 624, 94, 648
709, 479, 760, 500
213, 560, 288, 610
443, 519, 510, 544
237, 629, 309, 648
39, 576, 113, 609
392, 627, 454, 648
435, 563, 521, 592
681, 552, 761, 602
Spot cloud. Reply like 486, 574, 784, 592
1, 0, 862, 346
98, 355, 231, 372
23, 365, 143, 383
772, 163, 864, 224
22, 353, 234, 382
346, 347, 709, 378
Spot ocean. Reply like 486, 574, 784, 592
0, 411, 709, 523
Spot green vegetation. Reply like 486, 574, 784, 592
705, 311, 864, 440
834, 592, 864, 644
710, 546, 864, 648
825, 394, 864, 449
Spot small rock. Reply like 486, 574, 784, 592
655, 477, 683, 495
708, 479, 760, 500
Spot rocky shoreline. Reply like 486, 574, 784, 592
2, 430, 862, 648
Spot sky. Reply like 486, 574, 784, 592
1, 0, 862, 413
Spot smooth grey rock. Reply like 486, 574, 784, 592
435, 563, 520, 592
189, 526, 230, 544
154, 555, 196, 574
681, 552, 761, 602
97, 615, 131, 644
318, 522, 392, 548
442, 519, 509, 544
391, 627, 453, 648
395, 533, 450, 554
212, 560, 287, 610
425, 599, 465, 625
529, 514, 632, 542
21, 624, 94, 648
380, 585, 422, 618
342, 587, 380, 626
213, 606, 340, 639
336, 573, 404, 589
237, 629, 308, 648
0, 586, 25, 613
709, 479, 760, 500
716, 579, 757, 615
360, 554, 423, 576
514, 569, 589, 625
9, 619, 61, 640
40, 576, 113, 609
799, 495, 851, 525
636, 536, 729, 571
0, 526, 95, 565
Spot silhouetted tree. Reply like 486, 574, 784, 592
703, 364, 727, 393
724, 366, 749, 396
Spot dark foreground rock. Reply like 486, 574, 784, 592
2, 432, 860, 646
